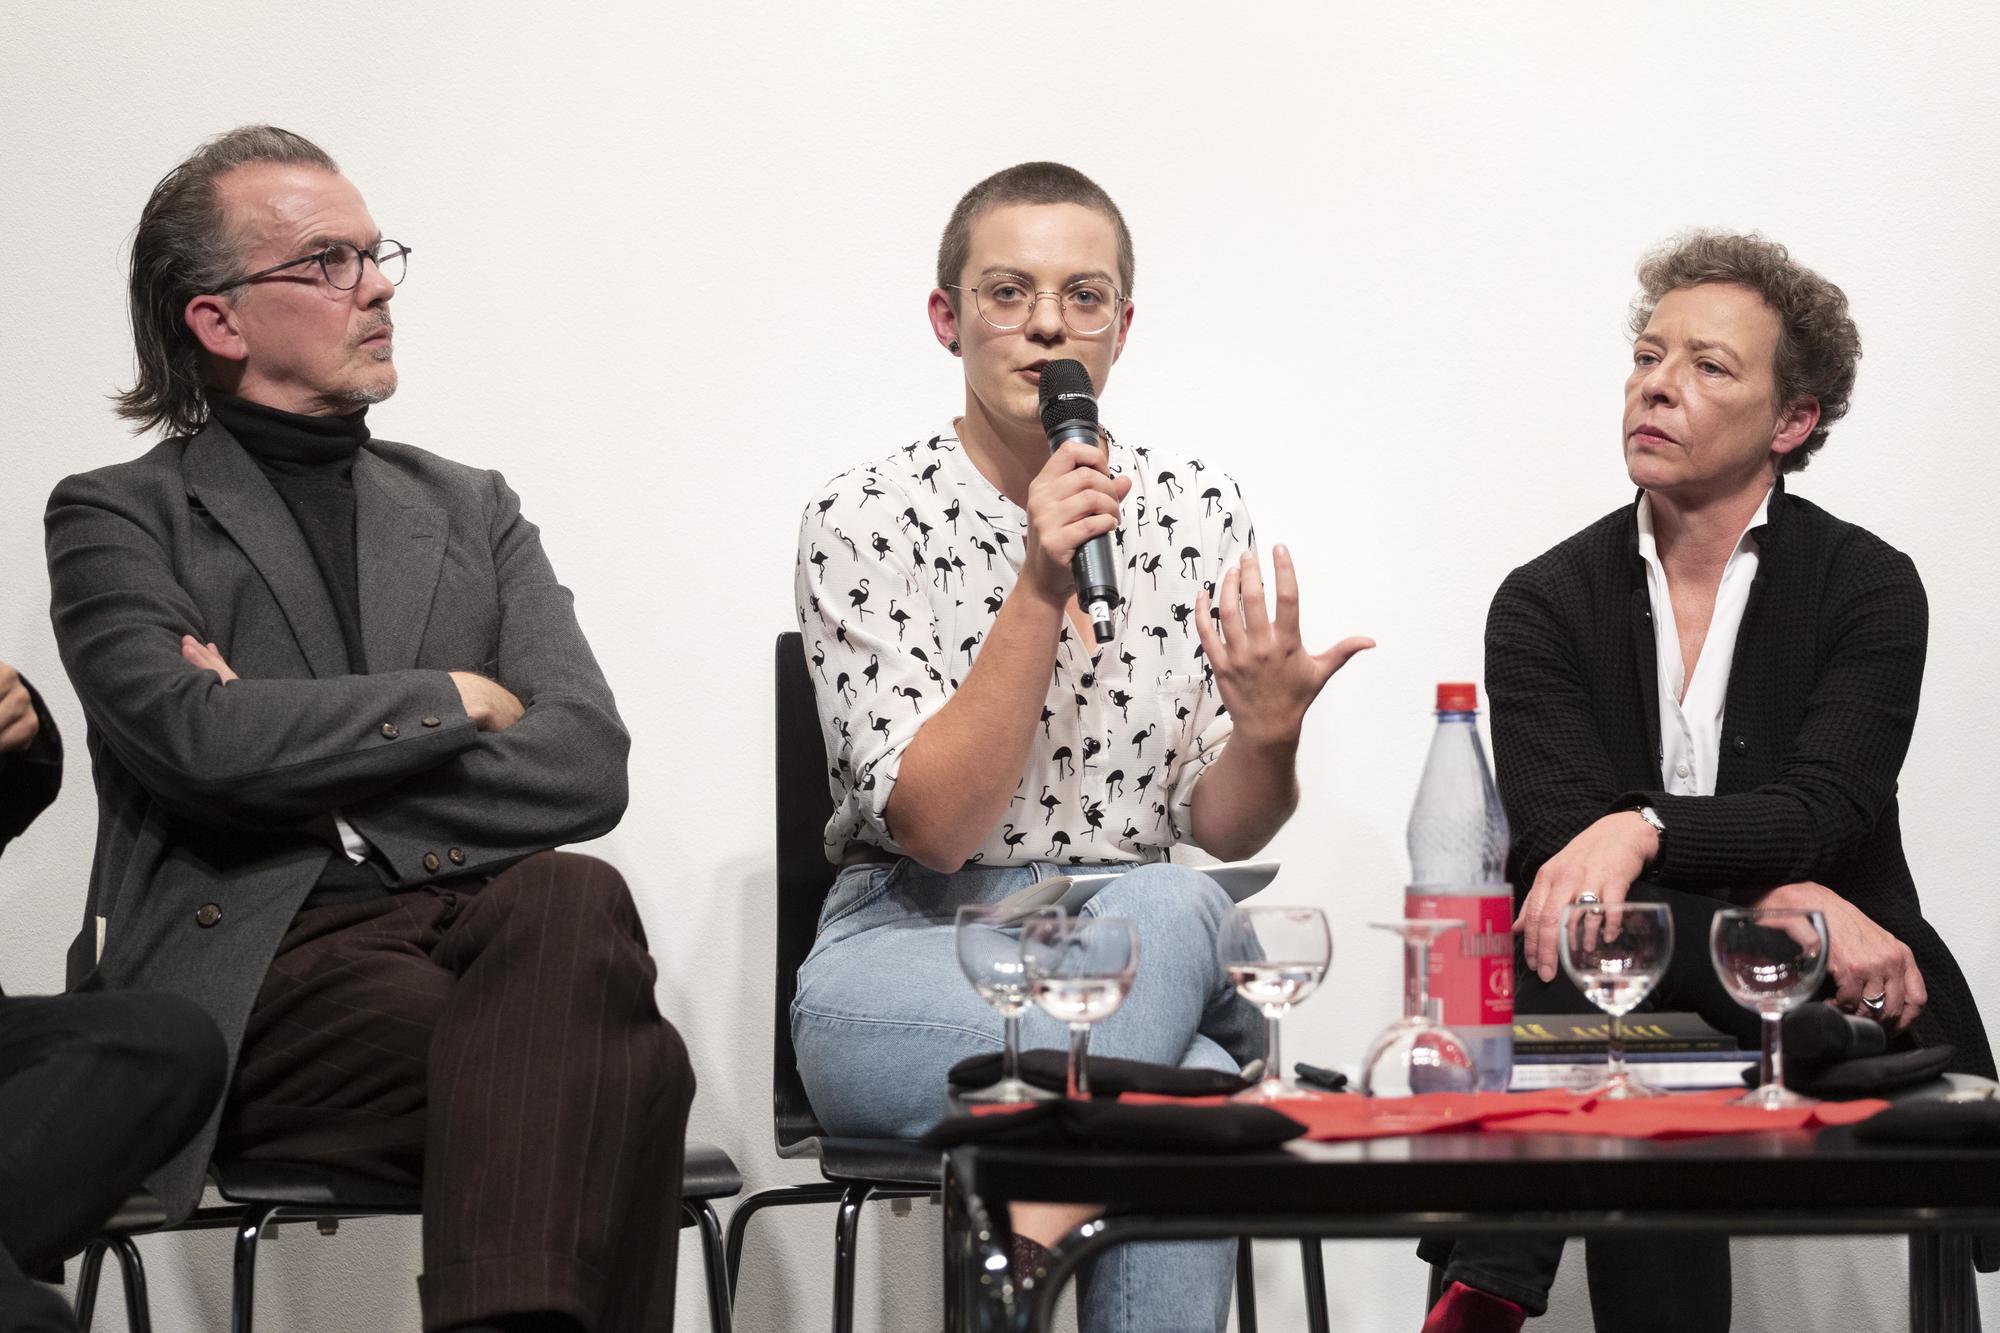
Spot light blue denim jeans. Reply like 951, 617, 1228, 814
792, 857, 1261, 1333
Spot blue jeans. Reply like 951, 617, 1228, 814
792, 858, 1261, 1333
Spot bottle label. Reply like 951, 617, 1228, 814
1406, 890, 1514, 1028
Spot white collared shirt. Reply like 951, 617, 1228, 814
1635, 488, 1770, 797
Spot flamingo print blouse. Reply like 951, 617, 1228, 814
796, 428, 1254, 867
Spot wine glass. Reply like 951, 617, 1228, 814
1557, 900, 1675, 1099
1710, 906, 1830, 1109
1359, 920, 1478, 1097
1217, 906, 1332, 1102
1020, 914, 1139, 1100
955, 904, 1063, 1104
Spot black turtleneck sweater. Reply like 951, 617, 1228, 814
209, 392, 389, 905
209, 393, 371, 674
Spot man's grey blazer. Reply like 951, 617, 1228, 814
44, 420, 630, 1220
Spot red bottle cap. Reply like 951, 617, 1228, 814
1435, 682, 1478, 712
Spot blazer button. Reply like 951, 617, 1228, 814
382, 722, 400, 739
422, 715, 441, 728
1732, 736, 1749, 755
423, 852, 441, 873
195, 903, 223, 928
448, 847, 466, 866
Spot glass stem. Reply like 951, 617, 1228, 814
1404, 937, 1432, 1020
1263, 1012, 1283, 1088
1760, 1010, 1784, 1093
1001, 1012, 1022, 1085
1068, 1023, 1091, 1100
1605, 1010, 1628, 1085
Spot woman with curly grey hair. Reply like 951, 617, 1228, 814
1415, 232, 1991, 1332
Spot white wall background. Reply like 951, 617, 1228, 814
3, 3, 1995, 1329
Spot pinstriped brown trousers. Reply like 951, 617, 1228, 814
216, 851, 696, 1332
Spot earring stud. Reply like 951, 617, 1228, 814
948, 340, 961, 354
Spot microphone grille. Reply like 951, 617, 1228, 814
1038, 359, 1098, 436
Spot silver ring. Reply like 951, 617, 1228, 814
1576, 893, 1601, 905
1862, 993, 1887, 1012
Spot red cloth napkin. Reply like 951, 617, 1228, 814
1121, 1090, 1580, 1140
1481, 1088, 1889, 1139
1118, 1088, 1890, 1142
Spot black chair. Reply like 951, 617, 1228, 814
721, 634, 938, 1333
73, 1145, 745, 1331
726, 635, 1291, 1332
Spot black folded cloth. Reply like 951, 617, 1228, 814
1852, 1097, 2000, 1145
921, 1096, 1305, 1152
948, 1048, 1251, 1099
1778, 1045, 1956, 1098
1741, 1006, 1958, 1098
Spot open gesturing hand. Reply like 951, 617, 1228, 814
1194, 546, 1374, 749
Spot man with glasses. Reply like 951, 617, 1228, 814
793, 161, 1373, 1331
44, 126, 695, 1333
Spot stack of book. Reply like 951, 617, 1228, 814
1508, 1013, 1755, 1091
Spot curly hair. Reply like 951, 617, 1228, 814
1629, 232, 1860, 474
114, 126, 339, 438
936, 162, 1134, 299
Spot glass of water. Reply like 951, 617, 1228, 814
1021, 914, 1139, 1100
1710, 906, 1829, 1108
1218, 905, 1332, 1101
955, 904, 1063, 1104
1558, 900, 1675, 1099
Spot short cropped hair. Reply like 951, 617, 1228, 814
1629, 231, 1861, 473
936, 162, 1135, 298
115, 126, 339, 438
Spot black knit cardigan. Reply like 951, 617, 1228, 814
1486, 479, 1993, 1076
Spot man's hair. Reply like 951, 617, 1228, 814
936, 162, 1134, 298
1629, 231, 1861, 474
114, 125, 340, 438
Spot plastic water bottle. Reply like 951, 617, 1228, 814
1406, 682, 1515, 1091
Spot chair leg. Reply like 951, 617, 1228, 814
232, 1208, 276, 1333
831, 1183, 871, 1333
723, 1182, 849, 1298
1300, 1237, 1330, 1333
1234, 1237, 1258, 1333
683, 1199, 734, 1333
74, 1241, 108, 1331
105, 1234, 152, 1333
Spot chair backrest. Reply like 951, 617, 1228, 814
772, 631, 839, 1154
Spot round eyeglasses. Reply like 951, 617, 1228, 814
210, 240, 411, 294
947, 273, 1125, 336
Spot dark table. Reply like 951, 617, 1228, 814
940, 1083, 2000, 1332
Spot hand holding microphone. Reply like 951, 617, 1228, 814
1032, 360, 1123, 642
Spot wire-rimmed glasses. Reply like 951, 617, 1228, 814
1710, 907, 1829, 1109
1558, 901, 1676, 1099
945, 273, 1125, 335
954, 903, 1062, 1105
1218, 905, 1332, 1102
1360, 920, 1478, 1097
1020, 914, 1139, 1100
209, 239, 411, 294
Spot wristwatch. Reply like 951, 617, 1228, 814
1633, 804, 1666, 861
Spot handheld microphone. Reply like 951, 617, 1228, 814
1037, 359, 1120, 643
1784, 1003, 1888, 1064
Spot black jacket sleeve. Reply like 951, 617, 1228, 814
0, 677, 63, 854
